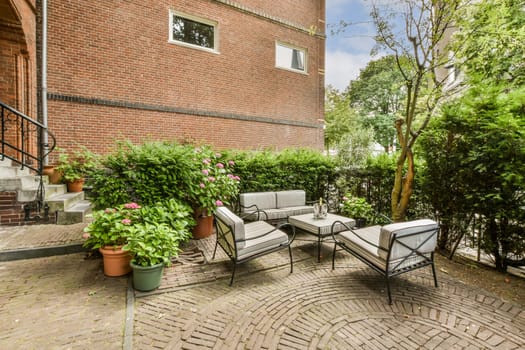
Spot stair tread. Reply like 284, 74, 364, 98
65, 200, 91, 213
46, 192, 84, 202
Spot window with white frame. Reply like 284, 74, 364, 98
276, 42, 307, 73
169, 11, 218, 52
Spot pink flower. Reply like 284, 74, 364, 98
202, 169, 209, 176
121, 218, 132, 225
216, 163, 224, 169
200, 183, 206, 188
234, 176, 241, 181
342, 196, 348, 201
124, 202, 141, 209
104, 208, 114, 214
208, 176, 216, 182
215, 200, 223, 206
215, 153, 222, 158
82, 232, 90, 239
203, 158, 211, 165
228, 160, 235, 166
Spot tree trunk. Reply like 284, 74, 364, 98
391, 148, 414, 222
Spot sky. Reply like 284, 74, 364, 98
325, 0, 377, 91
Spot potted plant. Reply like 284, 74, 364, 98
55, 146, 98, 192
339, 194, 375, 228
187, 146, 240, 239
123, 199, 194, 291
83, 202, 143, 276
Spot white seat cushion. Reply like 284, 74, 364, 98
237, 221, 289, 259
338, 226, 386, 270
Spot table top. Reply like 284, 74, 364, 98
288, 213, 355, 236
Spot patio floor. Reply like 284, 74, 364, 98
0, 224, 524, 349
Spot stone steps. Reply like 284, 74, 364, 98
0, 158, 91, 225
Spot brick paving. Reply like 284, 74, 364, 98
0, 224, 524, 349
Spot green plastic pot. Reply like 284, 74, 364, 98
130, 261, 164, 291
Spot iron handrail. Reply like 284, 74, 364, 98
0, 100, 56, 174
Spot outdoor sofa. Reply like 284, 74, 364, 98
238, 190, 314, 222
331, 219, 440, 304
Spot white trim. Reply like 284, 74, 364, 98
275, 41, 308, 74
168, 10, 219, 54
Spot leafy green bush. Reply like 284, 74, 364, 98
230, 148, 337, 201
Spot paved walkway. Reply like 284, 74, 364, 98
0, 224, 524, 349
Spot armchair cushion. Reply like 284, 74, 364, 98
337, 225, 385, 270
215, 207, 246, 247
275, 190, 306, 208
240, 192, 276, 211
237, 221, 289, 259
378, 219, 438, 261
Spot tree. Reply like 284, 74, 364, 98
347, 55, 408, 152
325, 86, 374, 166
370, 0, 461, 221
451, 0, 525, 87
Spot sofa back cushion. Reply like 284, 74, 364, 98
378, 219, 439, 261
240, 192, 277, 212
276, 190, 306, 208
215, 207, 246, 248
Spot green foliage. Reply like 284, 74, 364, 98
339, 194, 375, 222
84, 199, 194, 266
123, 199, 194, 266
89, 141, 240, 211
325, 87, 375, 166
419, 82, 525, 270
55, 146, 99, 182
451, 0, 525, 87
346, 55, 408, 151
231, 148, 337, 201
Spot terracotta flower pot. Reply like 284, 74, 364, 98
99, 246, 132, 277
42, 165, 62, 184
192, 208, 214, 239
67, 178, 85, 192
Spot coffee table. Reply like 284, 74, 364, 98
288, 213, 355, 262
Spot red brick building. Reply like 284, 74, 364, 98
1, 0, 326, 156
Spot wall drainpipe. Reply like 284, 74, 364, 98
42, 0, 48, 165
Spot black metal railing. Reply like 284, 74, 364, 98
1, 100, 56, 221
0, 100, 56, 174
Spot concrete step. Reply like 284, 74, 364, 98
56, 199, 92, 225
46, 191, 85, 213
0, 158, 31, 177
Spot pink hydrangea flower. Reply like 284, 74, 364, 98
215, 153, 222, 158
124, 202, 141, 209
216, 163, 224, 169
203, 158, 211, 165
202, 169, 209, 176
342, 196, 348, 201
121, 218, 132, 225
208, 176, 216, 182
104, 208, 114, 214
215, 200, 224, 206
82, 232, 90, 239
200, 183, 206, 188
234, 175, 241, 181
228, 160, 235, 166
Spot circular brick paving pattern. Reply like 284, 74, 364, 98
134, 255, 525, 349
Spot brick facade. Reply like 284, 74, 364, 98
44, 0, 326, 155
1, 0, 325, 157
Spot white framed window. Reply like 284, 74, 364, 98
275, 42, 307, 73
169, 10, 218, 52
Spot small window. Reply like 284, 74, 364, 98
169, 11, 217, 52
276, 42, 307, 73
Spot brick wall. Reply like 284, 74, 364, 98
45, 0, 326, 155
0, 191, 55, 226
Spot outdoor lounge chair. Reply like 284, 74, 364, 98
331, 219, 440, 304
213, 206, 296, 285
